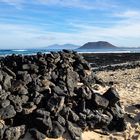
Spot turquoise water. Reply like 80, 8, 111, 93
0, 47, 140, 56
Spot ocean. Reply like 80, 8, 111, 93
0, 47, 140, 56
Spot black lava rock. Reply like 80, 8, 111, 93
0, 50, 126, 140
103, 87, 120, 105
67, 121, 82, 140
0, 105, 16, 119
4, 125, 26, 140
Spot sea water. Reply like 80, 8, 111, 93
0, 47, 140, 56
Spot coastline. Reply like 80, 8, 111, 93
0, 52, 139, 140
83, 53, 140, 140
22, 52, 140, 140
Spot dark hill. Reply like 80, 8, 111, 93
79, 41, 117, 49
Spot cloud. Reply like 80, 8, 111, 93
0, 1, 140, 48
114, 10, 140, 18
0, 23, 47, 48
0, 0, 25, 8
0, 0, 117, 10
37, 0, 117, 10
0, 18, 140, 49
69, 15, 140, 47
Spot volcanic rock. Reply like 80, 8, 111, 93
103, 87, 120, 105
67, 121, 82, 140
0, 50, 126, 140
4, 125, 26, 140
0, 105, 16, 119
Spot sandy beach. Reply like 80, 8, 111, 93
93, 67, 140, 140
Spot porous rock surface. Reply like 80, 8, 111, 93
0, 50, 126, 140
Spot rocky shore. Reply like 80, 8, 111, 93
94, 67, 140, 140
0, 51, 127, 140
0, 51, 139, 140
82, 53, 140, 140
82, 53, 140, 66
82, 53, 140, 72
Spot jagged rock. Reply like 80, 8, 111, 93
0, 51, 126, 140
69, 109, 79, 122
35, 109, 50, 118
77, 86, 92, 99
67, 121, 82, 140
17, 71, 32, 84
3, 74, 12, 91
0, 120, 6, 140
108, 117, 126, 131
38, 57, 47, 66
0, 90, 10, 100
85, 110, 102, 129
11, 80, 28, 95
57, 115, 66, 126
0, 105, 16, 119
22, 64, 31, 70
33, 93, 44, 105
47, 96, 65, 114
92, 93, 109, 109
3, 66, 16, 77
30, 128, 46, 140
8, 95, 29, 112
4, 125, 26, 140
34, 109, 52, 133
52, 86, 66, 96
22, 64, 39, 73
22, 103, 37, 115
0, 70, 4, 82
97, 111, 113, 128
0, 100, 10, 108
47, 121, 65, 138
103, 87, 120, 105
34, 117, 52, 134
109, 103, 124, 118
66, 69, 78, 96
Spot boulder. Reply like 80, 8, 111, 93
103, 87, 120, 105
0, 105, 16, 119
4, 125, 26, 140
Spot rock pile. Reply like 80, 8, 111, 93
0, 50, 126, 140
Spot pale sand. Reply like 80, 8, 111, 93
22, 67, 140, 140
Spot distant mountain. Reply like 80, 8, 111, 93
46, 44, 79, 49
79, 41, 117, 49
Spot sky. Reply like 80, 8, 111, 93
0, 0, 140, 49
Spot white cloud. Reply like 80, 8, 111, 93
0, 0, 25, 8
0, 0, 140, 48
37, 0, 117, 10
70, 17, 140, 47
0, 0, 117, 10
0, 19, 140, 49
114, 10, 140, 19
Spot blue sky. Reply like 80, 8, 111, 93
0, 0, 140, 49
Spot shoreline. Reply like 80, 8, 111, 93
0, 52, 139, 140
91, 61, 140, 71
0, 51, 140, 57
